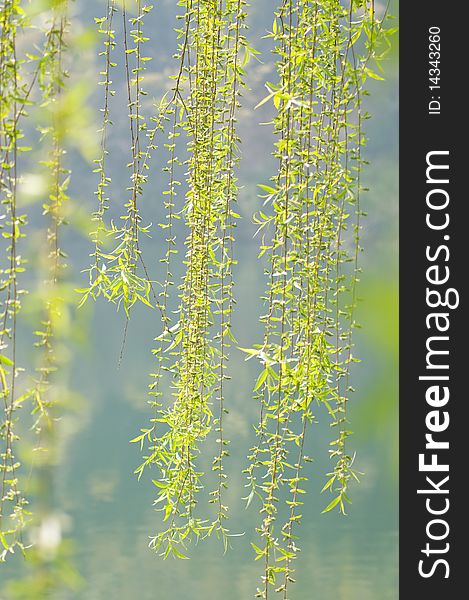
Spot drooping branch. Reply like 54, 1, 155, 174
84, 1, 155, 316
0, 0, 70, 560
242, 1, 386, 596
132, 0, 248, 557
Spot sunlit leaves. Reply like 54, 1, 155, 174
244, 1, 388, 596
124, 0, 249, 556
84, 1, 155, 316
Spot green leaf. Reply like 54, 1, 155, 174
257, 184, 276, 194
245, 489, 255, 509
171, 546, 189, 560
0, 355, 13, 367
322, 495, 341, 514
366, 67, 385, 81
253, 369, 268, 391
238, 347, 261, 360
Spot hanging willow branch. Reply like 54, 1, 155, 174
131, 0, 248, 557
0, 0, 69, 560
83, 0, 155, 316
31, 2, 70, 473
0, 0, 29, 556
241, 1, 387, 597
91, 0, 117, 278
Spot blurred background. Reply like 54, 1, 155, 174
1, 0, 398, 598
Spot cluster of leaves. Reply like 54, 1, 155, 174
0, 0, 70, 562
0, 0, 29, 557
83, 0, 155, 316
130, 0, 249, 558
240, 1, 389, 597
